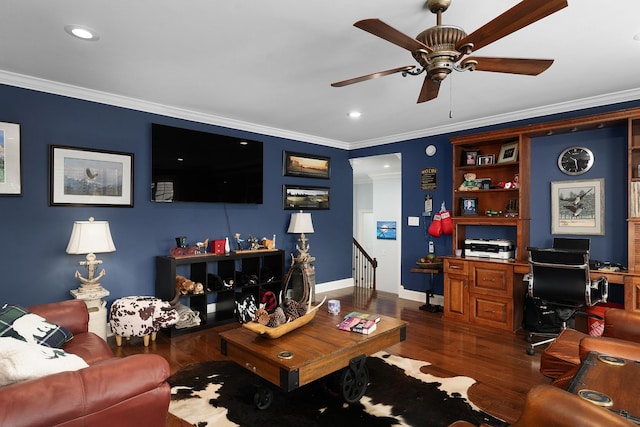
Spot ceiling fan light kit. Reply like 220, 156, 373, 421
331, 0, 568, 103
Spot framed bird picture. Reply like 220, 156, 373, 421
550, 178, 604, 235
49, 145, 134, 207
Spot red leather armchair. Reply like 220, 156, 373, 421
0, 300, 171, 427
448, 384, 635, 427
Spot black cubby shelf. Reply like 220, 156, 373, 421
155, 249, 285, 337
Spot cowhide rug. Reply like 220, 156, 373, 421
168, 351, 506, 427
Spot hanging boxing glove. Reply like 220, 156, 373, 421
441, 209, 453, 235
428, 212, 442, 238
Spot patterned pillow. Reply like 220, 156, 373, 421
0, 304, 73, 348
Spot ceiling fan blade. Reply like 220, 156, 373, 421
354, 19, 432, 53
331, 65, 415, 87
417, 77, 440, 103
455, 0, 567, 53
463, 57, 554, 75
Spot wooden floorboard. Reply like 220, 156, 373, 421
108, 288, 551, 425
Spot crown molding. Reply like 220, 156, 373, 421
2, 70, 639, 151
0, 70, 350, 150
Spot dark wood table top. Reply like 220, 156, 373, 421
219, 306, 407, 390
568, 351, 640, 423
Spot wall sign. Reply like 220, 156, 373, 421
420, 167, 437, 190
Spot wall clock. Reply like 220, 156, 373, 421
557, 146, 594, 175
425, 145, 437, 157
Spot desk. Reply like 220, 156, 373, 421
410, 262, 443, 312
568, 351, 640, 424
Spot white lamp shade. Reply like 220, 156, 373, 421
66, 218, 116, 254
287, 212, 314, 234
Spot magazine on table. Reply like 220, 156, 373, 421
337, 312, 380, 334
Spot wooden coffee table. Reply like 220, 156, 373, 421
219, 307, 407, 409
568, 351, 640, 424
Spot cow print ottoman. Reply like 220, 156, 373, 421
109, 296, 178, 346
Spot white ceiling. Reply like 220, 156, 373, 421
1, 1, 640, 150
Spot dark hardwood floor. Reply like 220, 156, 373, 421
108, 288, 550, 425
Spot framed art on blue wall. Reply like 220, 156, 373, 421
49, 145, 134, 207
551, 178, 604, 235
0, 121, 21, 195
283, 185, 329, 210
283, 151, 330, 179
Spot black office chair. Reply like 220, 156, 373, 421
525, 247, 608, 355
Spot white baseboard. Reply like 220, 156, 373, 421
399, 287, 443, 306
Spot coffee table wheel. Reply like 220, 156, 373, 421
253, 386, 274, 410
526, 347, 535, 356
340, 355, 369, 403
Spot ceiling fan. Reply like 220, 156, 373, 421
331, 0, 568, 103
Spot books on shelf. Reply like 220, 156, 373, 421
337, 312, 380, 334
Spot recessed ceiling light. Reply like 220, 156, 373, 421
383, 164, 390, 168
348, 111, 362, 119
64, 25, 100, 41
634, 33, 640, 42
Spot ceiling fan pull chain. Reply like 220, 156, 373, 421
449, 76, 453, 119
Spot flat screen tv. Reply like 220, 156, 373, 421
151, 123, 263, 204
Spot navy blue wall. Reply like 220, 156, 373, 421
1, 80, 638, 306
0, 84, 352, 306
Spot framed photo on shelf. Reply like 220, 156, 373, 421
477, 154, 495, 165
283, 151, 330, 179
462, 150, 479, 166
0, 121, 21, 195
283, 184, 330, 210
461, 197, 478, 216
49, 145, 134, 207
497, 141, 519, 163
551, 178, 604, 235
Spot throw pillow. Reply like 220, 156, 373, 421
0, 337, 88, 386
0, 304, 73, 348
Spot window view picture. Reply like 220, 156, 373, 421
283, 151, 330, 179
551, 179, 604, 235
376, 221, 396, 240
50, 145, 133, 207
283, 185, 330, 210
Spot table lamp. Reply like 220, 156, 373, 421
66, 217, 116, 293
287, 210, 315, 262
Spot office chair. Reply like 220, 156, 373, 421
525, 247, 608, 355
552, 237, 591, 251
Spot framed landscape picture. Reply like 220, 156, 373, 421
49, 145, 134, 207
283, 151, 330, 179
283, 185, 330, 210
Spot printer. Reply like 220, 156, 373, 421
464, 239, 515, 260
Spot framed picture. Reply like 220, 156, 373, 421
551, 178, 604, 235
283, 185, 330, 210
463, 150, 479, 166
283, 151, 330, 179
461, 197, 478, 216
498, 141, 519, 163
376, 221, 397, 240
50, 145, 134, 207
477, 154, 495, 165
0, 121, 21, 195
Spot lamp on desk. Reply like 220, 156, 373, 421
287, 210, 315, 263
66, 217, 116, 293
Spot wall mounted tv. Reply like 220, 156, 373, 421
151, 123, 263, 204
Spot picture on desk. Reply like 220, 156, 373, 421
376, 221, 396, 240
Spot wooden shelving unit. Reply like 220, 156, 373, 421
155, 250, 284, 336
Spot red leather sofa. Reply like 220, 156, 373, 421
0, 299, 171, 427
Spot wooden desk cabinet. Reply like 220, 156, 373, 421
444, 257, 525, 331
